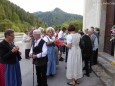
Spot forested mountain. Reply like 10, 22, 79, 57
0, 0, 45, 32
33, 8, 83, 26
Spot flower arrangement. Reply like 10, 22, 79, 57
110, 25, 115, 64
110, 25, 115, 41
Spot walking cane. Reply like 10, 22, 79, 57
33, 59, 34, 86
32, 43, 34, 86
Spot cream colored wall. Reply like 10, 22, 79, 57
83, 0, 107, 51
83, 0, 101, 29
99, 0, 107, 51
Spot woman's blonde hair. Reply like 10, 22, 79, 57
46, 27, 55, 34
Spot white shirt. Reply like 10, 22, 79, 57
43, 35, 48, 42
58, 30, 64, 42
29, 38, 47, 58
22, 34, 31, 49
22, 34, 31, 42
58, 30, 63, 39
66, 34, 72, 44
43, 35, 55, 42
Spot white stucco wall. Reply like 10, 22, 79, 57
99, 0, 107, 51
83, 0, 107, 51
83, 0, 101, 29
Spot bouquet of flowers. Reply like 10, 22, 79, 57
55, 41, 64, 46
110, 25, 115, 41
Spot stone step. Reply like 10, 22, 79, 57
98, 56, 115, 78
92, 65, 112, 86
98, 52, 115, 63
92, 55, 115, 86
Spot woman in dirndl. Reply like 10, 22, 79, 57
43, 27, 56, 76
0, 29, 22, 86
63, 25, 83, 86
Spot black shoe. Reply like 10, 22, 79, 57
50, 74, 54, 77
83, 67, 86, 70
92, 62, 97, 65
25, 57, 30, 59
89, 68, 92, 73
84, 73, 90, 77
89, 70, 92, 73
59, 57, 64, 61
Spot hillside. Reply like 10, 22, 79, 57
0, 0, 45, 32
33, 8, 83, 26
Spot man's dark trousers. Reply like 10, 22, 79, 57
36, 64, 48, 86
93, 49, 98, 65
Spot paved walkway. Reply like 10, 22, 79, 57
15, 40, 104, 86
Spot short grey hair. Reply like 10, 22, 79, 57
88, 27, 94, 32
33, 29, 41, 35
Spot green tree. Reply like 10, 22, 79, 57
61, 20, 83, 31
0, 4, 6, 19
0, 0, 46, 32
11, 12, 20, 23
0, 19, 13, 31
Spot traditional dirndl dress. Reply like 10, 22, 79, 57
47, 43, 56, 76
0, 58, 22, 86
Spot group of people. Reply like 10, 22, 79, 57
80, 27, 99, 78
0, 25, 99, 86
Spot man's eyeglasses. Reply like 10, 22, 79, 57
9, 35, 15, 37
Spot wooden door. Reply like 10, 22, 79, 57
104, 0, 115, 55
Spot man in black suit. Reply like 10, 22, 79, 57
80, 29, 93, 77
29, 29, 48, 86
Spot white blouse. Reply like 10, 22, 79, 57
43, 35, 55, 42
22, 34, 31, 49
66, 34, 72, 44
58, 30, 63, 39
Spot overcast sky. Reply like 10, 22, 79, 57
8, 0, 85, 15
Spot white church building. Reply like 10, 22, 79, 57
83, 0, 115, 56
